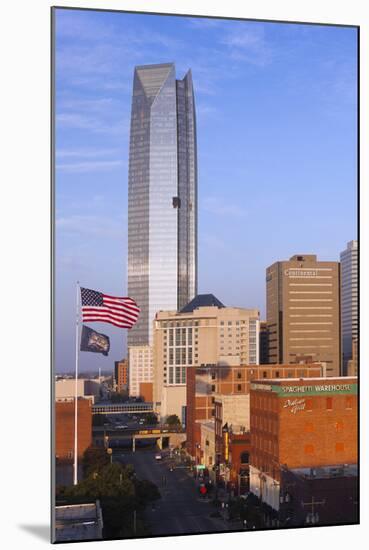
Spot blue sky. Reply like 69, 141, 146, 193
54, 8, 357, 373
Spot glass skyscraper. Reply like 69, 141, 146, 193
127, 63, 197, 346
340, 240, 358, 375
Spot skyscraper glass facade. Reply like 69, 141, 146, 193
127, 63, 197, 346
340, 240, 358, 375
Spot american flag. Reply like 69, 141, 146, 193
80, 287, 140, 329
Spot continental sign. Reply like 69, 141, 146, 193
251, 382, 357, 397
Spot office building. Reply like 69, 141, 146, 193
127, 62, 197, 347
347, 338, 358, 376
153, 294, 260, 421
114, 359, 128, 392
128, 345, 153, 398
249, 377, 358, 511
340, 240, 358, 375
266, 254, 340, 376
259, 321, 269, 364
186, 362, 324, 459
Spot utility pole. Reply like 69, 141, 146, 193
302, 496, 325, 524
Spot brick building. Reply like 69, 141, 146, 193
55, 398, 92, 460
249, 377, 358, 512
279, 464, 358, 526
114, 359, 128, 392
139, 382, 153, 402
187, 363, 324, 459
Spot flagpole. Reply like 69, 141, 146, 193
73, 281, 80, 485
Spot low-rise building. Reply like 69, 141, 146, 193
186, 362, 324, 459
279, 464, 358, 526
249, 376, 358, 512
55, 378, 101, 403
54, 501, 103, 542
55, 398, 92, 460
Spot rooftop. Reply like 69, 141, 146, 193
180, 293, 225, 313
55, 502, 103, 542
287, 464, 358, 480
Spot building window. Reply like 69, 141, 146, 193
326, 397, 333, 410
345, 396, 353, 409
237, 384, 242, 391
211, 372, 216, 380
211, 385, 215, 392
306, 398, 313, 411
263, 371, 267, 378
237, 372, 242, 379
275, 371, 280, 378
304, 444, 314, 455
240, 452, 249, 464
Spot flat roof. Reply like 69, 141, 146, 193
55, 503, 103, 542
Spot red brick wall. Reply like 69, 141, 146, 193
250, 379, 358, 479
55, 398, 92, 460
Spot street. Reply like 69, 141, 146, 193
119, 449, 242, 537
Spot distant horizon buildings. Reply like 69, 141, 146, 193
340, 240, 358, 375
127, 62, 198, 348
266, 254, 341, 377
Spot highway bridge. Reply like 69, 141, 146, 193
93, 425, 186, 452
92, 402, 154, 415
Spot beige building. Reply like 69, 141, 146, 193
55, 378, 100, 403
214, 394, 250, 433
266, 254, 340, 376
152, 294, 259, 421
128, 345, 153, 398
200, 420, 216, 476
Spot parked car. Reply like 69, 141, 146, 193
155, 454, 162, 460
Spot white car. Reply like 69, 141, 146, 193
155, 454, 162, 460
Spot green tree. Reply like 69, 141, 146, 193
92, 414, 108, 427
144, 413, 158, 425
166, 414, 181, 427
110, 390, 129, 403
82, 446, 110, 477
56, 461, 160, 539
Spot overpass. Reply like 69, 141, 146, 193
93, 426, 186, 452
92, 402, 154, 415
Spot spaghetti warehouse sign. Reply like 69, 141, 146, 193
251, 383, 357, 397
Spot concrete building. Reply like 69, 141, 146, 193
55, 398, 92, 460
199, 420, 216, 476
128, 345, 153, 398
186, 362, 324, 459
114, 359, 128, 392
153, 294, 260, 421
127, 63, 197, 348
340, 240, 358, 375
249, 377, 358, 512
55, 378, 101, 403
54, 502, 103, 542
266, 254, 340, 376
